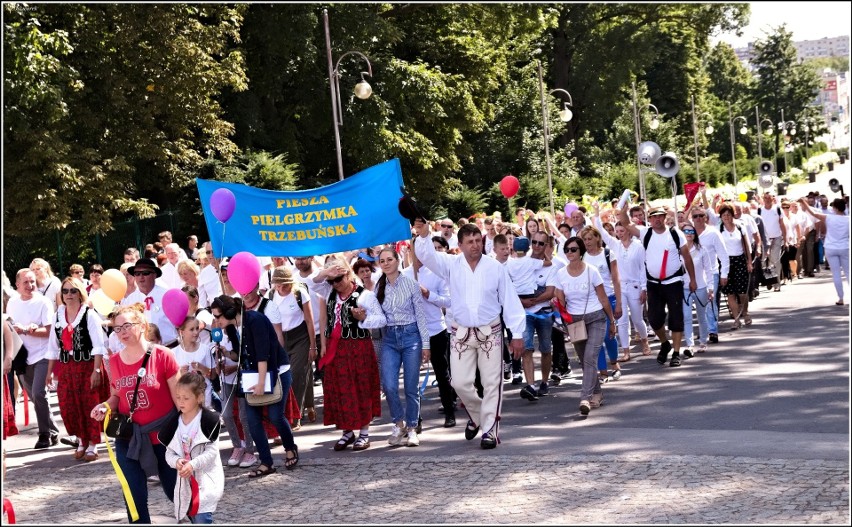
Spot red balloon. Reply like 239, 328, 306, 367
500, 175, 520, 198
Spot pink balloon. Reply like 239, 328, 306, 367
162, 288, 190, 328
564, 202, 579, 217
227, 252, 261, 296
210, 188, 236, 223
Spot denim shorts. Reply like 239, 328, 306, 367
523, 310, 553, 353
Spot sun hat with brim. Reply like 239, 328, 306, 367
127, 258, 163, 278
271, 266, 295, 285
648, 207, 667, 217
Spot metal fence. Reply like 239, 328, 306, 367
3, 211, 180, 279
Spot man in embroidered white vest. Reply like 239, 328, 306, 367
413, 220, 525, 449
122, 258, 177, 347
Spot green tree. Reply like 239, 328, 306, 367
3, 3, 248, 236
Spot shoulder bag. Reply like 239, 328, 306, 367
245, 373, 283, 406
105, 345, 153, 439
566, 268, 591, 343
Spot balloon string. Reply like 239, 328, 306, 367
218, 222, 227, 293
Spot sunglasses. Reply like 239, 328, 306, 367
134, 271, 154, 277
61, 288, 79, 295
782, 206, 790, 209
72, 270, 84, 275
565, 247, 580, 253
212, 313, 224, 319
691, 214, 706, 218
683, 229, 696, 235
441, 224, 453, 228
530, 240, 547, 246
326, 275, 345, 285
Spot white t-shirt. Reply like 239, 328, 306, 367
823, 213, 850, 251
582, 249, 618, 297
172, 342, 216, 407
506, 255, 544, 295
6, 293, 55, 363
637, 226, 687, 284
720, 224, 747, 257
122, 285, 177, 346
553, 264, 605, 314
159, 262, 184, 290
272, 287, 308, 332
197, 264, 222, 309
758, 205, 783, 239
38, 276, 62, 311
296, 269, 328, 335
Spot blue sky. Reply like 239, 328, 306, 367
713, 2, 851, 48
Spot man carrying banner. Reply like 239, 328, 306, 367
412, 219, 525, 449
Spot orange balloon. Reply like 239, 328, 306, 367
100, 268, 127, 302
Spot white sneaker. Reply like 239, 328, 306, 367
406, 430, 420, 447
388, 424, 407, 446
238, 452, 258, 468
228, 447, 244, 467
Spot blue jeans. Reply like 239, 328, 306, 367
245, 370, 296, 468
190, 512, 214, 524
705, 272, 720, 334
114, 439, 176, 524
523, 311, 553, 352
597, 294, 619, 371
683, 287, 710, 347
380, 323, 423, 429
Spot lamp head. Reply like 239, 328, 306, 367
789, 128, 796, 135
740, 126, 748, 135
559, 105, 573, 123
649, 117, 659, 130
704, 124, 714, 135
354, 79, 372, 100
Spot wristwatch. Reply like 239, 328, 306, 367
94, 368, 102, 374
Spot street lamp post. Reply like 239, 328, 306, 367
756, 106, 773, 160
778, 112, 797, 176
632, 81, 660, 205
537, 60, 573, 217
690, 95, 713, 181
324, 9, 373, 181
730, 107, 748, 189
802, 119, 812, 160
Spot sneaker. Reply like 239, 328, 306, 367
611, 369, 622, 381
511, 373, 523, 385
388, 423, 407, 446
549, 373, 562, 386
405, 430, 419, 447
228, 447, 245, 467
590, 392, 604, 408
538, 381, 549, 396
519, 385, 539, 401
708, 333, 719, 344
697, 343, 707, 353
238, 452, 258, 468
503, 362, 511, 380
657, 340, 672, 364
669, 352, 681, 367
579, 400, 591, 415
683, 348, 695, 359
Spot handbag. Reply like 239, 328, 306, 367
566, 268, 591, 343
246, 376, 283, 407
105, 345, 152, 439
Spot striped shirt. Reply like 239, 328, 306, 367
378, 273, 431, 349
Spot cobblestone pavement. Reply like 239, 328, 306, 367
3, 169, 851, 524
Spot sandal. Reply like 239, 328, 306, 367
284, 445, 299, 470
641, 341, 651, 356
334, 431, 355, 451
352, 434, 370, 451
74, 448, 86, 460
306, 407, 317, 423
617, 352, 631, 362
247, 464, 277, 479
291, 419, 302, 432
743, 315, 752, 326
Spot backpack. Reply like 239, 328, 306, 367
642, 227, 684, 283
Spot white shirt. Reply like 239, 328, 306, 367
738, 214, 759, 244
172, 342, 216, 407
297, 269, 330, 335
582, 249, 618, 297
637, 226, 687, 284
7, 293, 54, 363
696, 225, 730, 279
720, 223, 747, 257
402, 265, 449, 337
414, 235, 526, 336
682, 244, 713, 291
159, 262, 184, 290
506, 255, 544, 296
271, 288, 308, 332
758, 205, 784, 239
122, 285, 177, 346
46, 305, 107, 359
529, 261, 559, 314
819, 212, 850, 251
197, 264, 222, 309
553, 264, 605, 314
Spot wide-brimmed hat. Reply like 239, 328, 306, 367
398, 187, 428, 223
127, 258, 162, 278
648, 207, 667, 217
271, 266, 295, 285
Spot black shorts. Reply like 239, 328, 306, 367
646, 280, 684, 333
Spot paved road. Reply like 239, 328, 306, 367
3, 167, 850, 524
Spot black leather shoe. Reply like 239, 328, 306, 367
50, 433, 59, 446
683, 349, 695, 359
657, 340, 672, 365
60, 436, 80, 449
443, 414, 456, 428
708, 333, 719, 344
34, 434, 51, 450
480, 433, 497, 449
464, 419, 479, 440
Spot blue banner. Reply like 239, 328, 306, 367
197, 158, 413, 257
